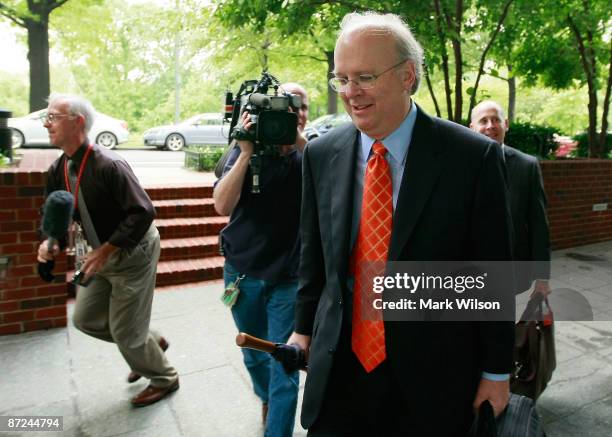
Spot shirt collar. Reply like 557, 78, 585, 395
359, 99, 417, 164
67, 140, 90, 164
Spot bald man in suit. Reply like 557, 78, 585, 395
470, 100, 551, 297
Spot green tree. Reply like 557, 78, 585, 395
52, 0, 184, 131
0, 0, 79, 111
215, 0, 516, 123
215, 0, 354, 114
512, 0, 611, 157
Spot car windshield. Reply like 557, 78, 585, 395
183, 114, 203, 125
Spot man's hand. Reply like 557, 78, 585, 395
236, 111, 255, 157
80, 242, 119, 280
473, 378, 510, 417
531, 279, 551, 298
287, 332, 311, 366
37, 240, 59, 263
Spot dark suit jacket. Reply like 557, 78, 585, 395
295, 107, 515, 432
503, 145, 551, 292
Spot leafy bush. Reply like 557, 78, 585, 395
572, 132, 612, 158
504, 122, 560, 158
184, 146, 225, 172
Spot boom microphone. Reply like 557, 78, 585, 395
38, 190, 74, 282
248, 93, 271, 108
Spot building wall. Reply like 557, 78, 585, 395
541, 160, 612, 250
0, 166, 68, 335
1, 156, 611, 335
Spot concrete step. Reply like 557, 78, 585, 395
145, 184, 214, 201
153, 198, 217, 219
160, 236, 220, 261
155, 217, 227, 239
156, 256, 225, 287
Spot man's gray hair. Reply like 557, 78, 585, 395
471, 100, 506, 122
338, 11, 424, 94
47, 92, 96, 134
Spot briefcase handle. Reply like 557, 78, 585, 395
469, 400, 498, 437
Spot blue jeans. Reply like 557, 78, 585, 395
224, 262, 299, 437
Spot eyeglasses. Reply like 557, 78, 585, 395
42, 113, 75, 124
329, 59, 408, 93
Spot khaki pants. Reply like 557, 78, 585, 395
72, 225, 177, 388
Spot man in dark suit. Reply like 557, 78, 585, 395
287, 12, 515, 436
470, 100, 551, 296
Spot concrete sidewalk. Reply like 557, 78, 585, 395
2, 241, 612, 436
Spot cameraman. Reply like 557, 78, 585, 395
214, 83, 308, 436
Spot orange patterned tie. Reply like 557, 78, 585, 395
351, 140, 392, 372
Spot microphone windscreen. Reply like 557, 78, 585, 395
42, 190, 74, 239
248, 93, 270, 108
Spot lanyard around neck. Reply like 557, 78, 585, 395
63, 144, 94, 210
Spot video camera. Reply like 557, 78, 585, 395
224, 72, 302, 193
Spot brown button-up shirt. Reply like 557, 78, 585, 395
45, 142, 155, 249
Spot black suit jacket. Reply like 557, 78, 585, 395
503, 145, 551, 292
295, 107, 515, 431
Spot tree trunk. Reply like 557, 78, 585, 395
26, 18, 50, 112
433, 0, 452, 120
452, 38, 463, 123
567, 14, 601, 158
599, 39, 612, 155
507, 64, 516, 123
424, 64, 442, 117
450, 0, 464, 123
466, 0, 514, 122
326, 50, 337, 114
586, 81, 599, 157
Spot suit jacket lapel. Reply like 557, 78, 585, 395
330, 125, 358, 280
388, 107, 444, 261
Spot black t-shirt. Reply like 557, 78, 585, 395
218, 147, 302, 282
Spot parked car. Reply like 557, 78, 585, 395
9, 109, 129, 150
303, 112, 351, 140
143, 113, 230, 151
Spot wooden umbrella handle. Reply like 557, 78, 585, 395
235, 332, 277, 353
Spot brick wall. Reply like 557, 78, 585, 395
0, 151, 68, 335
1, 153, 611, 336
541, 160, 612, 250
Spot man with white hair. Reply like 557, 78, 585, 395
287, 12, 515, 435
470, 100, 551, 297
37, 93, 178, 407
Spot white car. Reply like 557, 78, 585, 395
143, 113, 230, 151
9, 109, 129, 150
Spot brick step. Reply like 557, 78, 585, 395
156, 256, 225, 287
145, 185, 214, 201
155, 217, 227, 239
153, 198, 218, 219
160, 236, 220, 261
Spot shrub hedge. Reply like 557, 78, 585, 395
572, 132, 612, 158
504, 122, 560, 158
184, 146, 225, 172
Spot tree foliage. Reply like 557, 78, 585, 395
511, 0, 611, 157
1, 0, 609, 156
0, 0, 78, 112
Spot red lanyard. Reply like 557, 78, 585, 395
64, 144, 94, 210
